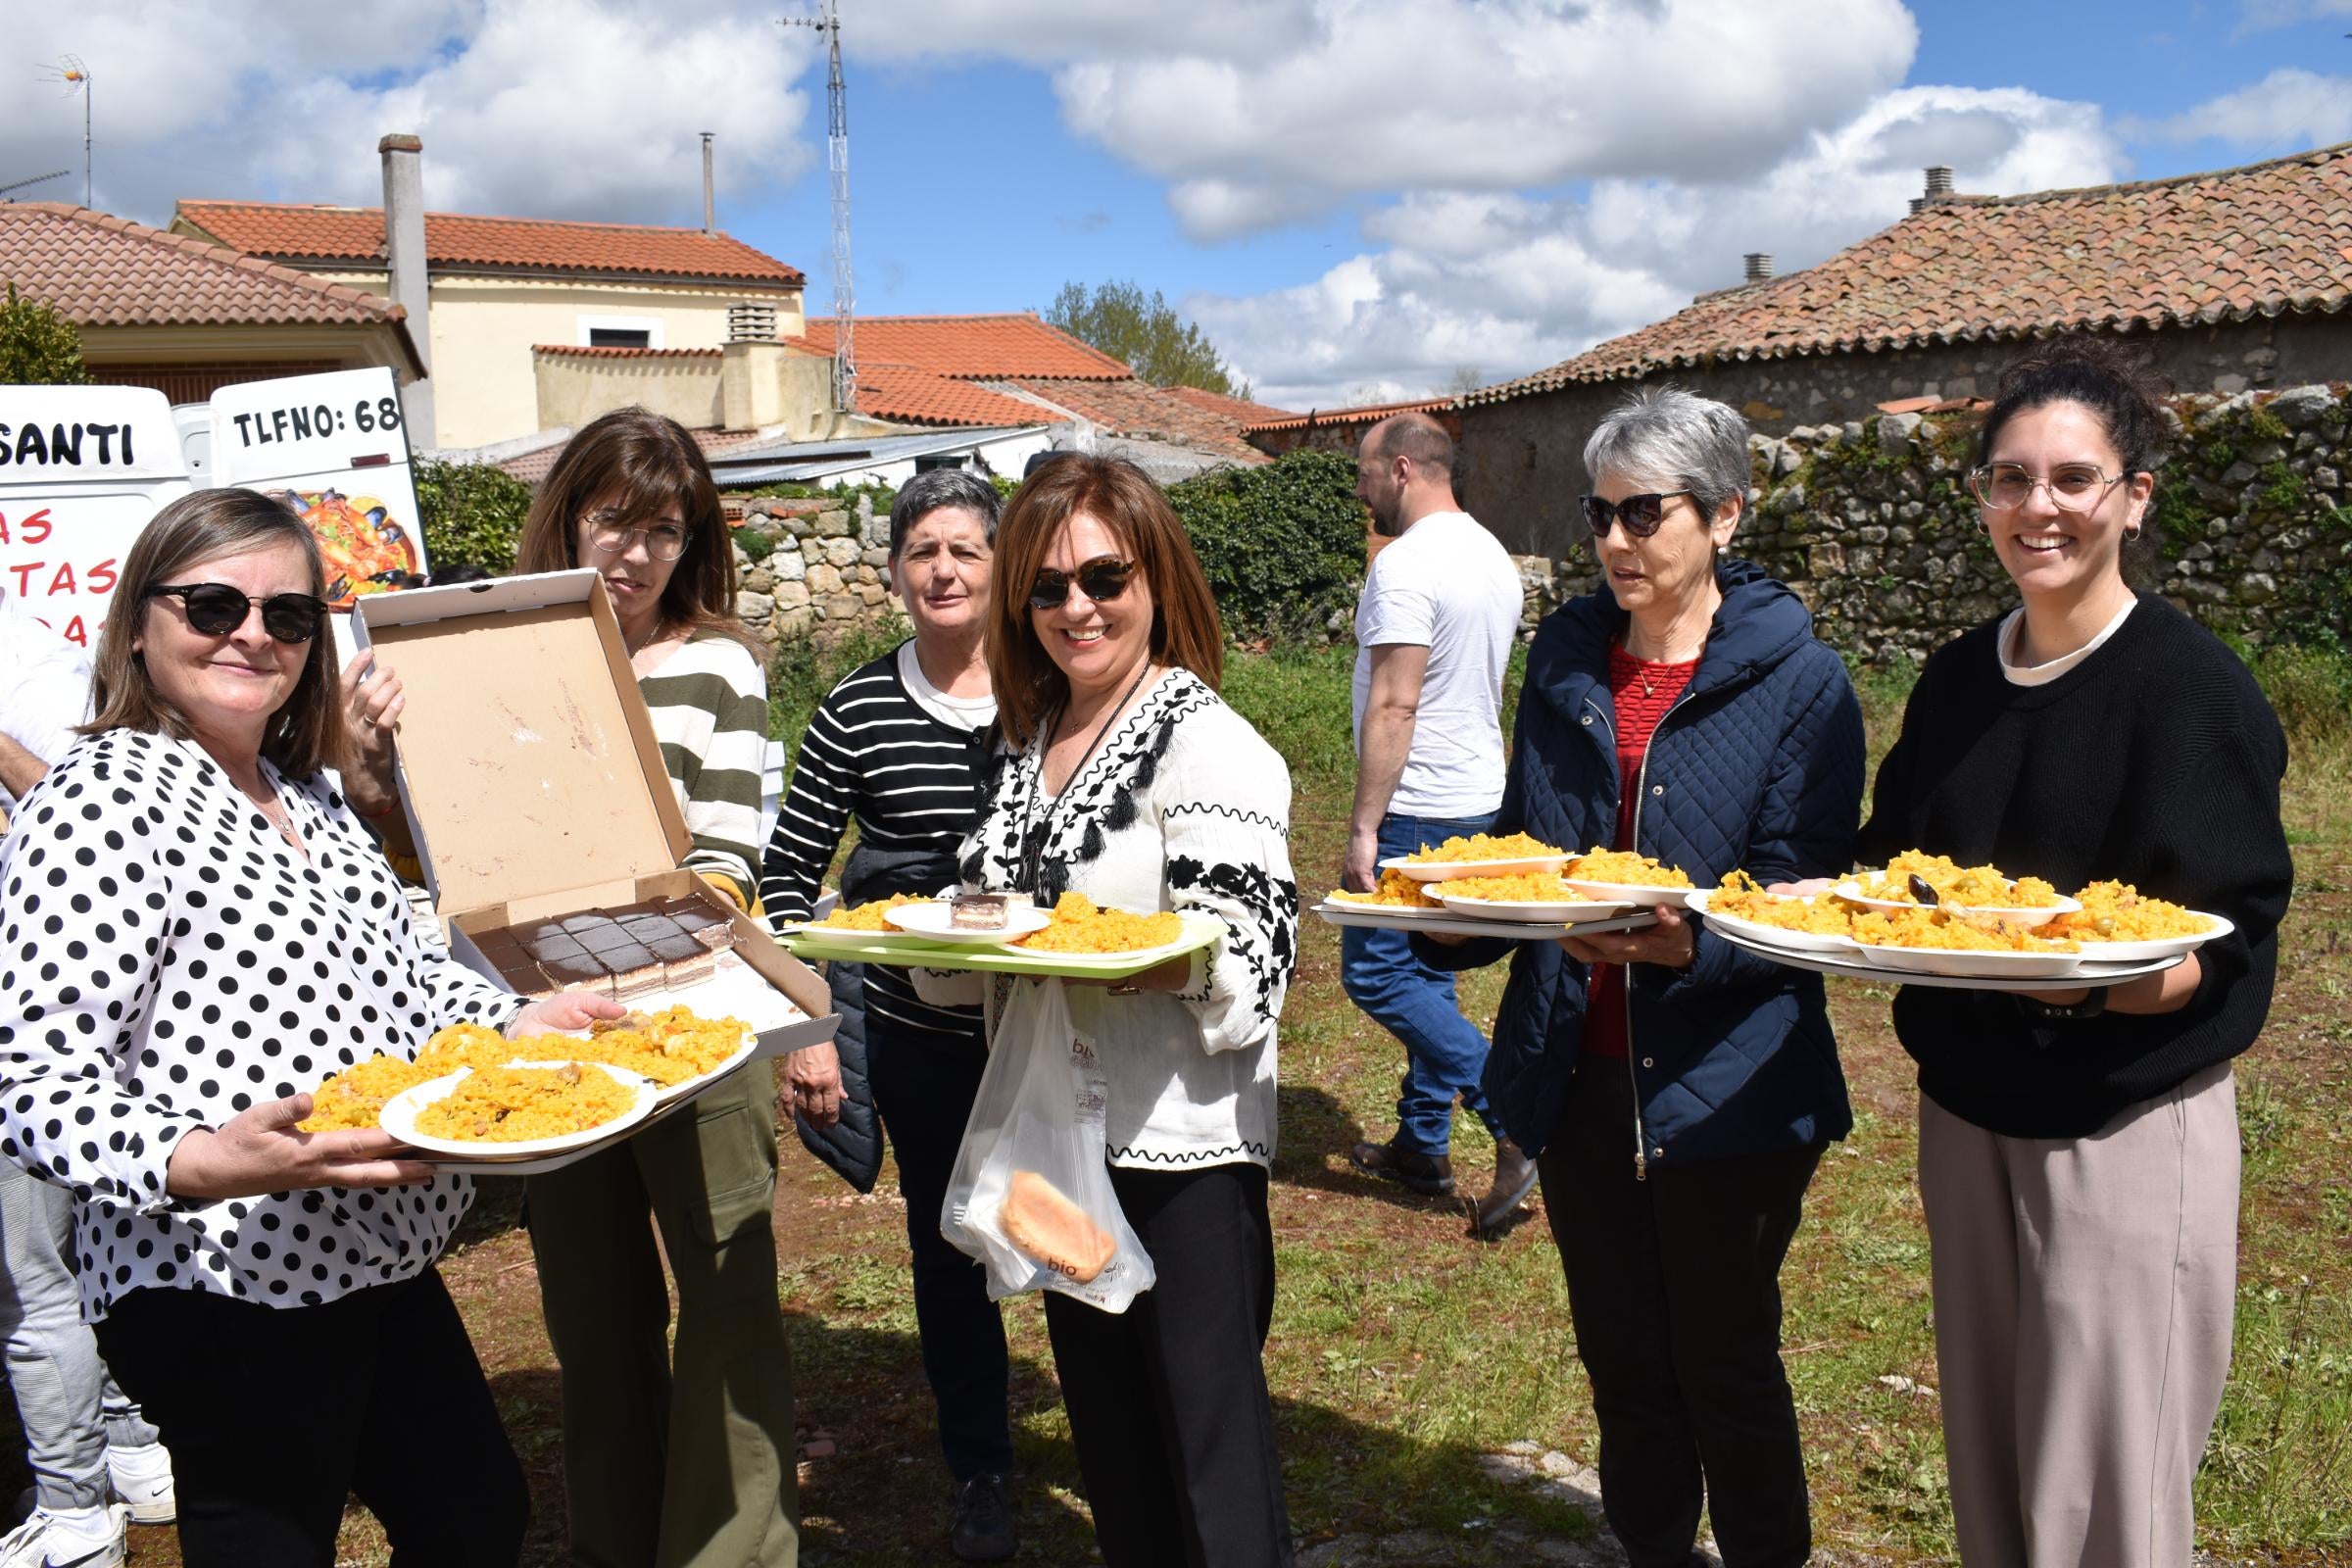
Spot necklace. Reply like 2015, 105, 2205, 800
1017, 662, 1156, 893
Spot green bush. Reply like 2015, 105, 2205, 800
1166, 450, 1367, 644
2245, 638, 2352, 751
767, 619, 907, 765
0, 283, 90, 385
415, 459, 534, 574
732, 524, 774, 564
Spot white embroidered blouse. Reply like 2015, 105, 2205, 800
0, 728, 523, 1319
958, 670, 1298, 1170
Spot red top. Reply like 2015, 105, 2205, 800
1583, 645, 1699, 1059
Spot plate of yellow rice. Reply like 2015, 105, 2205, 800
1382, 832, 1571, 883
2044, 881, 2230, 960
1847, 907, 2082, 978
381, 1061, 658, 1157
1561, 847, 1698, 907
1837, 851, 2081, 928
1431, 873, 1632, 922
1687, 880, 1857, 956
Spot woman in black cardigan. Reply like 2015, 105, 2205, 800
1856, 335, 2292, 1568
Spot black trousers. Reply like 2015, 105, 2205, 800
1540, 1062, 1821, 1568
1041, 1161, 1292, 1568
95, 1269, 528, 1568
867, 1012, 1015, 1483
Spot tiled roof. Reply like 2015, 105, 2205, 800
1469, 142, 2352, 407
1156, 383, 1298, 424
531, 345, 723, 360
855, 363, 1056, 428
497, 425, 764, 486
794, 313, 1132, 379
174, 202, 805, 286
0, 203, 422, 364
1004, 377, 1269, 463
1242, 396, 1453, 434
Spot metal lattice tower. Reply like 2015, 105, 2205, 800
788, 2, 854, 414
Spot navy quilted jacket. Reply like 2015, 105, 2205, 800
1426, 560, 1863, 1168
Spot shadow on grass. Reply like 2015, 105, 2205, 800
1274, 1083, 1485, 1226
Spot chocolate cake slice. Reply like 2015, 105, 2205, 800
536, 951, 615, 999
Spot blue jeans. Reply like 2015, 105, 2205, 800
1342, 810, 1503, 1157
0, 1163, 159, 1512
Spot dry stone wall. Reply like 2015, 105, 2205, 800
728, 493, 909, 647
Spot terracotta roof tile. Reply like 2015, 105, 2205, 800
174, 202, 804, 286
1003, 377, 1269, 463
531, 345, 724, 360
1155, 384, 1298, 424
0, 204, 419, 360
498, 425, 763, 486
793, 313, 1132, 379
853, 363, 1055, 428
1469, 142, 2352, 407
1242, 396, 1453, 434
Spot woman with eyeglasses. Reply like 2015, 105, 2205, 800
1419, 387, 1862, 1568
1851, 336, 2290, 1567
505, 407, 800, 1568
957, 456, 1298, 1567
0, 487, 622, 1565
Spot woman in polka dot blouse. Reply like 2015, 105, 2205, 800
0, 489, 619, 1567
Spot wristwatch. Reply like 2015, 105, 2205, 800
2016, 987, 2109, 1021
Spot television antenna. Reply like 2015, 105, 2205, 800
34, 58, 93, 207
783, 1, 854, 415
0, 170, 72, 203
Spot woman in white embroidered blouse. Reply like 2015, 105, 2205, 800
959, 456, 1298, 1567
0, 490, 615, 1566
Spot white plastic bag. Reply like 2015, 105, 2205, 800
941, 977, 1155, 1312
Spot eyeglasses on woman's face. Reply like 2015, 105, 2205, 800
1028, 556, 1136, 611
581, 509, 691, 561
146, 582, 329, 644
1578, 491, 1694, 540
1967, 462, 2131, 514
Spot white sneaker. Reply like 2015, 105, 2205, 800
104, 1443, 174, 1527
0, 1503, 127, 1568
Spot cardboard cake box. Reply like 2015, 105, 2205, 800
350, 569, 836, 1063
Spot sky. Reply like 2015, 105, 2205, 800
4, 0, 2350, 412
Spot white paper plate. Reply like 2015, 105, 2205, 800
1685, 889, 1855, 955
1850, 943, 2082, 980
883, 900, 1054, 945
1431, 890, 1634, 922
1834, 878, 2081, 929
646, 1030, 759, 1107
2063, 911, 2232, 963
1380, 854, 1572, 883
1560, 878, 1696, 909
382, 1061, 659, 1159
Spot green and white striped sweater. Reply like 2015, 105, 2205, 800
639, 629, 768, 906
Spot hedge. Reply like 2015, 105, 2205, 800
1166, 449, 1365, 644
415, 459, 534, 574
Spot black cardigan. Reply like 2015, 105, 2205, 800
1857, 595, 2293, 1138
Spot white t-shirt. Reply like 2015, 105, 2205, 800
0, 586, 94, 811
897, 640, 998, 733
1996, 599, 2137, 687
1351, 511, 1521, 817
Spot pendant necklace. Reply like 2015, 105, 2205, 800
1017, 661, 1156, 893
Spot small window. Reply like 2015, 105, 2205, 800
589, 327, 653, 349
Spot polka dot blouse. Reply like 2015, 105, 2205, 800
0, 728, 525, 1319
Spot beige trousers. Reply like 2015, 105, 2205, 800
1918, 1061, 2238, 1568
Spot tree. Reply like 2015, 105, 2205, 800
1436, 365, 1484, 397
0, 283, 91, 385
1045, 280, 1249, 398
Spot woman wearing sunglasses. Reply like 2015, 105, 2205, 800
0, 487, 618, 1565
958, 456, 1298, 1567
1421, 387, 1862, 1568
1853, 336, 2290, 1567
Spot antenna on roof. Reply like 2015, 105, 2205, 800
784, 1, 855, 417
35, 57, 92, 208
0, 170, 71, 203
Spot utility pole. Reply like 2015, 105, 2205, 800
785, 2, 854, 415
701, 131, 715, 233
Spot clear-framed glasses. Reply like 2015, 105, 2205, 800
582, 509, 691, 561
1967, 462, 2130, 514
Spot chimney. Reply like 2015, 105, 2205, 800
1909, 197, 1927, 215
727, 301, 777, 342
1924, 166, 1955, 199
702, 132, 715, 233
378, 133, 434, 448
1742, 252, 1773, 283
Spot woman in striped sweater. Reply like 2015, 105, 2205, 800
511, 408, 798, 1568
759, 467, 1020, 1561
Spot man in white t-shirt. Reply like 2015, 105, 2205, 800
1340, 413, 1537, 1237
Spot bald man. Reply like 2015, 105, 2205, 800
1341, 413, 1535, 1237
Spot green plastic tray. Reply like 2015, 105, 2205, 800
782, 910, 1223, 980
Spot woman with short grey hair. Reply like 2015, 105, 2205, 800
1421, 386, 1863, 1568
759, 465, 1023, 1561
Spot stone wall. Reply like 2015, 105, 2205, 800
1536, 381, 2352, 662
1454, 315, 2352, 559
727, 493, 909, 647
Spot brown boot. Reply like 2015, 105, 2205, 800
1470, 1137, 1540, 1237
1349, 1135, 1455, 1197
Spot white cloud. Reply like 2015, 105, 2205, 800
1192, 84, 2128, 410
2125, 69, 2352, 149
0, 0, 814, 228
2231, 0, 2352, 35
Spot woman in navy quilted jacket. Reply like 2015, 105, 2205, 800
1423, 387, 1863, 1568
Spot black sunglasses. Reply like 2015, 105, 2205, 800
1578, 491, 1695, 540
1028, 556, 1136, 611
148, 582, 329, 644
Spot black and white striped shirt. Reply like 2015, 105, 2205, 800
760, 647, 994, 1039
